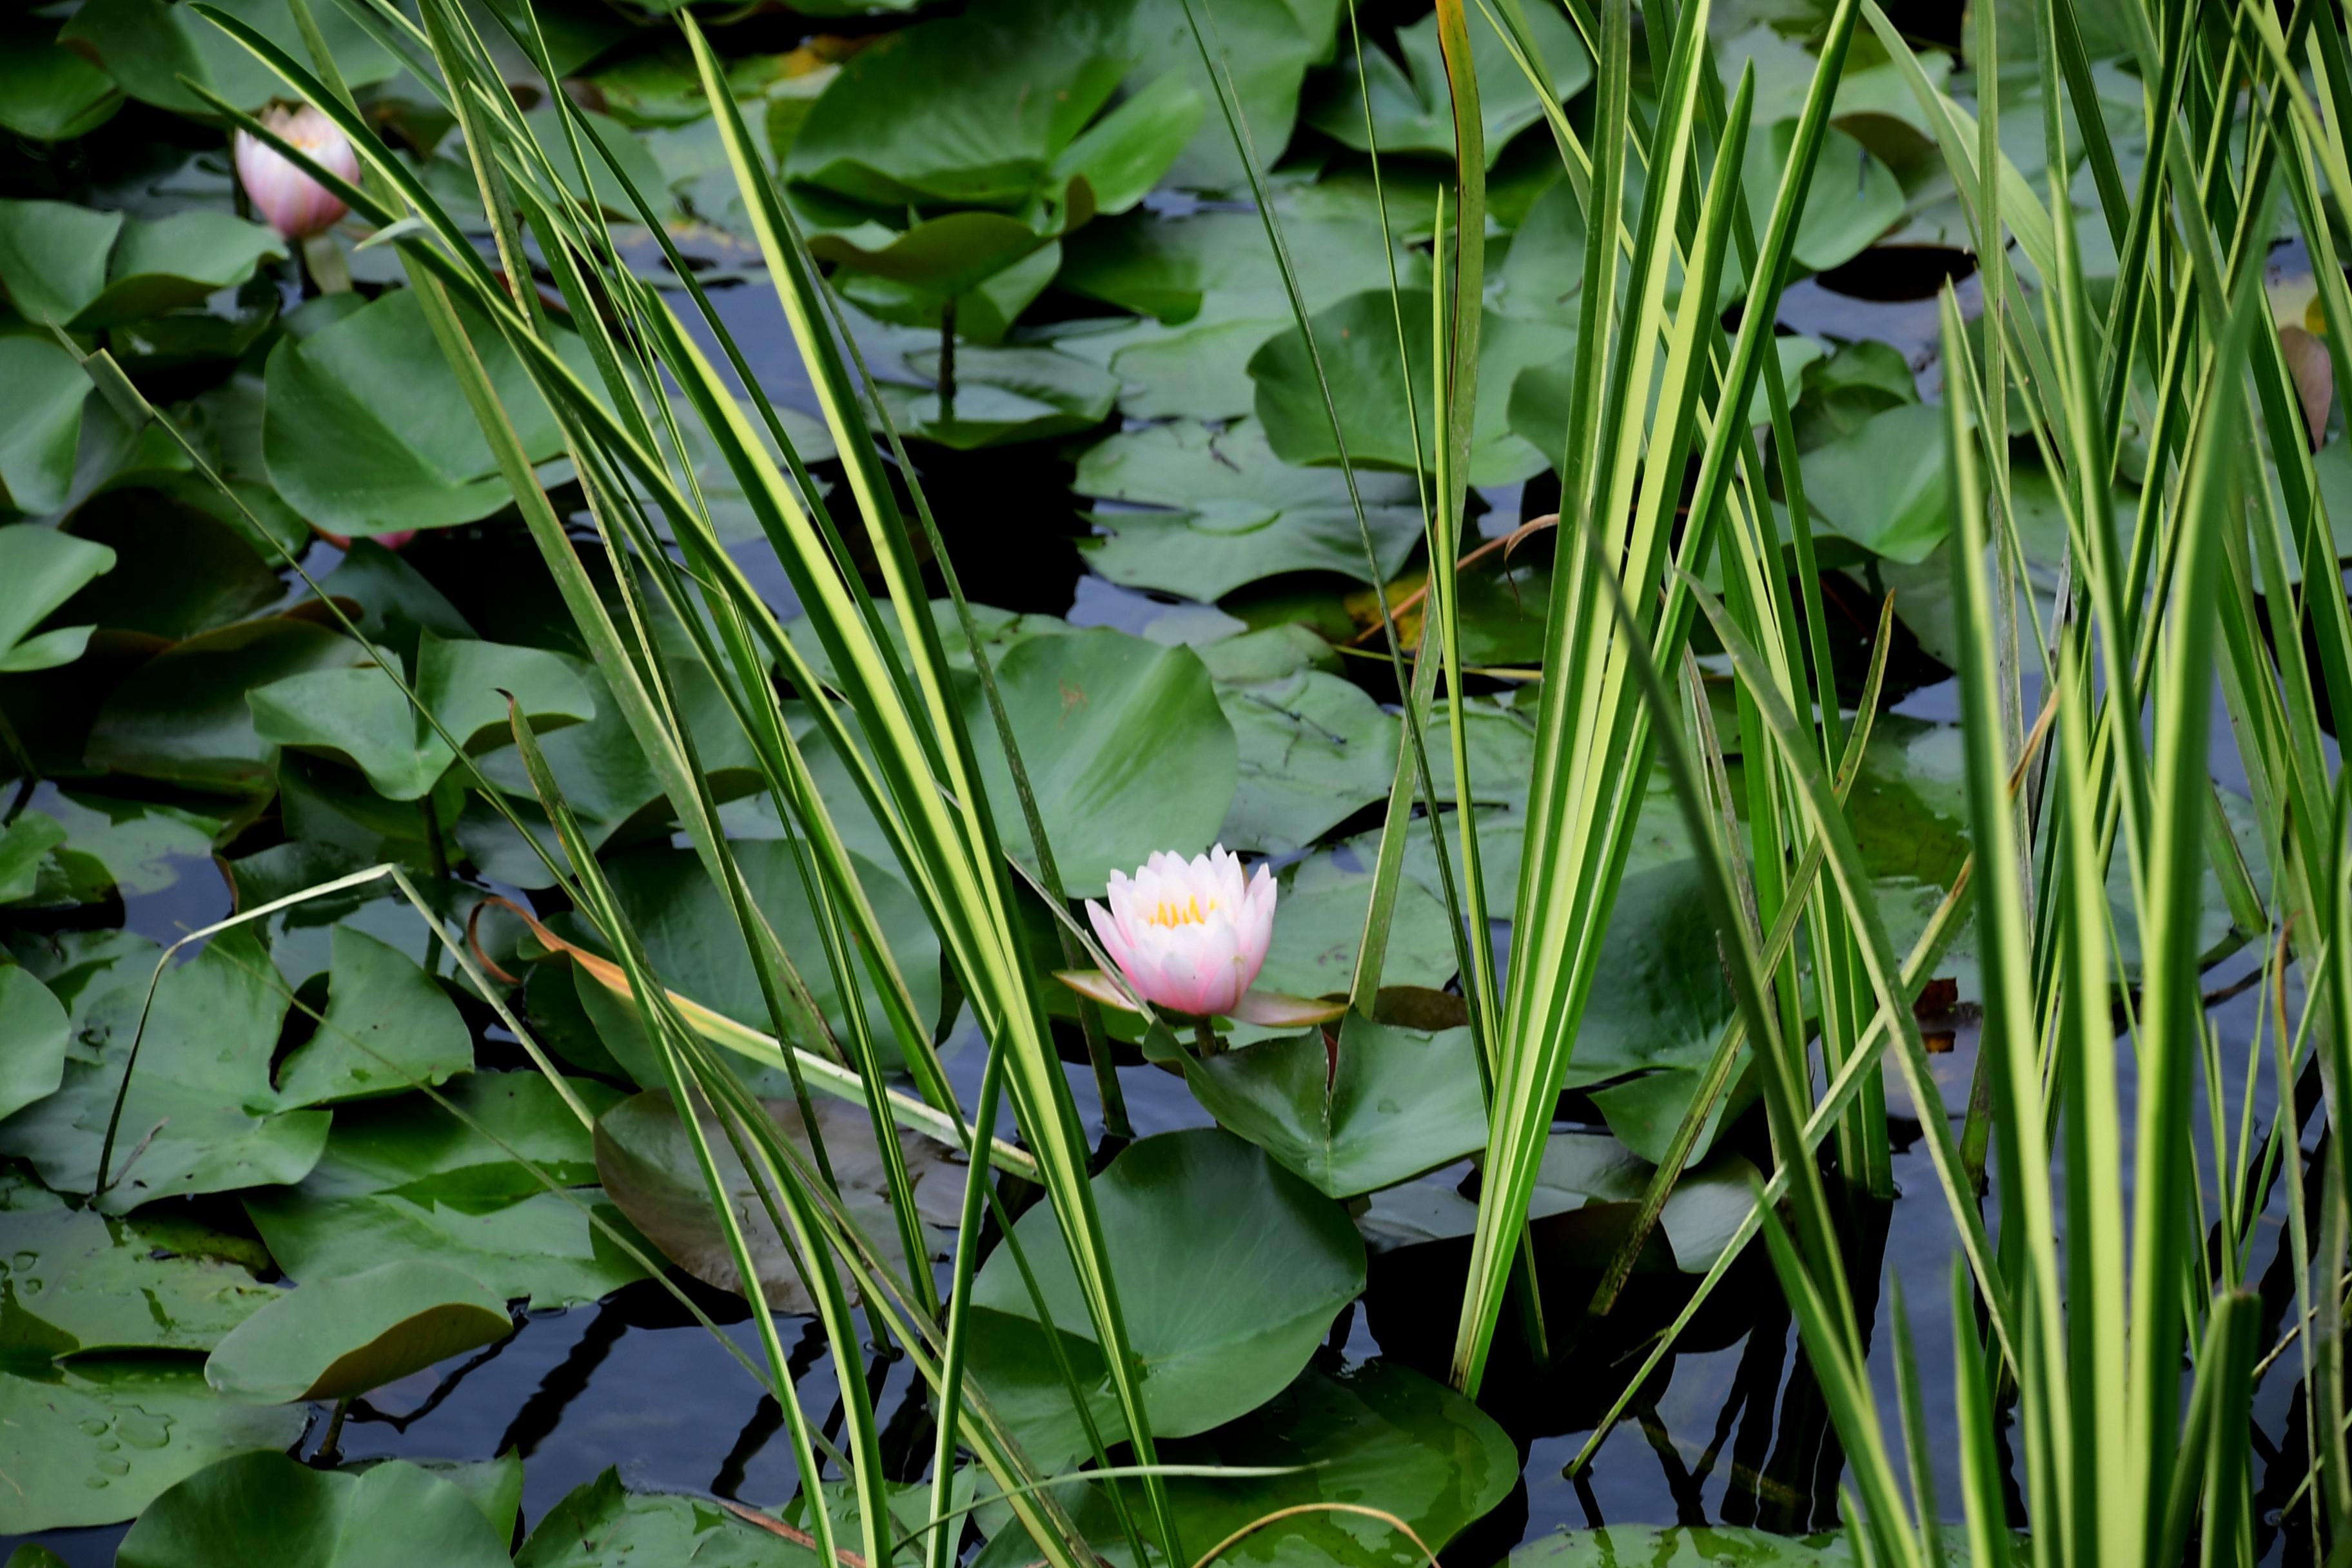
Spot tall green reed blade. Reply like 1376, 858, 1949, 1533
1456, 0, 1863, 1390
674, 24, 1182, 1561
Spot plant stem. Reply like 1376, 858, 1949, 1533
315, 1397, 351, 1466
1193, 1015, 1219, 1059
937, 295, 957, 418
418, 795, 450, 882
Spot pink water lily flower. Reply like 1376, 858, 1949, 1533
234, 104, 360, 240
1086, 846, 1276, 1019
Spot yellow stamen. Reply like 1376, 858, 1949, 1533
1143, 894, 1217, 928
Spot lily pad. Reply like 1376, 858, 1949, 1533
249, 632, 597, 802
785, 0, 1139, 209
0, 927, 331, 1214
115, 1451, 511, 1568
0, 969, 66, 1122
517, 1469, 819, 1567
593, 1090, 958, 1315
270, 926, 473, 1109
1074, 419, 1424, 600
0, 1362, 307, 1533
15, 791, 222, 907
874, 343, 1119, 448
1306, 3, 1592, 162
86, 618, 369, 794
1253, 838, 1456, 1001
244, 1072, 646, 1309
1511, 1525, 1867, 1565
972, 1360, 1517, 1568
55, 491, 282, 641
1251, 288, 1574, 486
958, 627, 1237, 897
262, 287, 590, 538
1214, 666, 1399, 855
972, 1126, 1365, 1438
61, 0, 396, 116
1184, 1012, 1485, 1199
0, 525, 116, 676
591, 835, 943, 1079
1127, 0, 1342, 193
0, 340, 97, 516
1557, 857, 1738, 1092
1801, 402, 1954, 564
204, 1259, 511, 1404
0, 1206, 277, 1357
0, 200, 284, 332
0, 15, 122, 140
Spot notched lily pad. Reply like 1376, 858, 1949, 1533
594, 1090, 959, 1315
115, 1450, 511, 1568
205, 1259, 512, 1404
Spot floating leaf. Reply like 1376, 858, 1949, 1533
59, 0, 397, 116
262, 288, 590, 538
1185, 1012, 1486, 1198
874, 342, 1119, 448
1074, 419, 1424, 600
86, 618, 368, 794
972, 1126, 1364, 1438
115, 1451, 511, 1568
0, 1363, 307, 1533
1251, 288, 1573, 486
250, 632, 596, 801
0, 199, 283, 331
516, 1469, 817, 1567
0, 1206, 277, 1357
1801, 402, 1954, 564
204, 1259, 511, 1404
1254, 837, 1457, 1000
1126, 0, 1343, 192
0, 969, 66, 1122
594, 1090, 957, 1314
0, 525, 115, 676
270, 926, 473, 1109
244, 1072, 644, 1309
55, 492, 280, 641
0, 15, 122, 140
0, 928, 331, 1214
1306, 3, 1592, 162
957, 627, 1237, 897
785, 0, 1139, 209
971, 1361, 1516, 1568
1511, 1525, 1877, 1566
0, 338, 97, 516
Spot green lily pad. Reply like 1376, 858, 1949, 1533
785, 0, 1139, 209
1184, 1012, 1485, 1199
60, 0, 393, 115
1745, 119, 1903, 275
14, 791, 222, 908
517, 1469, 818, 1567
270, 926, 473, 1109
1214, 667, 1399, 855
0, 928, 331, 1214
55, 491, 282, 641
1556, 858, 1737, 1090
262, 287, 590, 538
1253, 838, 1456, 1001
0, 969, 66, 1122
244, 1072, 644, 1309
0, 1362, 308, 1533
1306, 2, 1592, 162
0, 339, 97, 516
250, 632, 597, 802
1074, 419, 1424, 600
874, 343, 1119, 448
0, 525, 115, 676
0, 1206, 277, 1357
0, 814, 66, 905
1251, 288, 1573, 487
1801, 402, 1954, 564
972, 1360, 1516, 1568
115, 1451, 511, 1568
593, 1090, 957, 1315
86, 618, 369, 794
204, 1259, 511, 1404
972, 1126, 1364, 1438
0, 15, 122, 140
591, 836, 943, 1079
0, 200, 284, 332
959, 627, 1237, 897
1511, 1524, 1868, 1565
1126, 0, 1342, 193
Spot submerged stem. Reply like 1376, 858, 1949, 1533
937, 295, 957, 416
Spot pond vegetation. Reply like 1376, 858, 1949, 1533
0, 0, 2345, 1563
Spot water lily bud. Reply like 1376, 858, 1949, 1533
233, 104, 359, 240
1086, 846, 1275, 1019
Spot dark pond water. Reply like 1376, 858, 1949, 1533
2, 240, 2327, 1568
